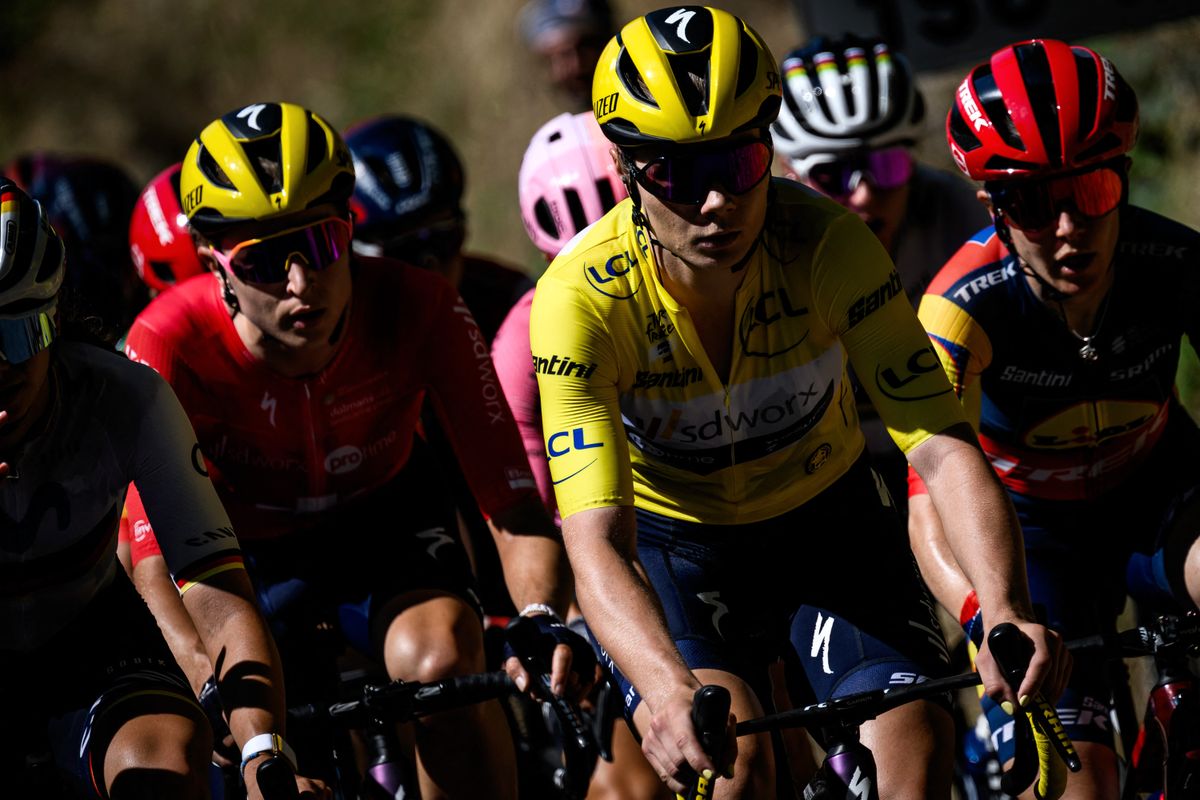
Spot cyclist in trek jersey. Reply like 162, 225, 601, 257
0, 178, 323, 798
121, 102, 586, 800
530, 7, 1068, 798
497, 110, 672, 799
771, 36, 991, 509
909, 40, 1200, 800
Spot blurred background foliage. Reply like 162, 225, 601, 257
2, 1, 1197, 272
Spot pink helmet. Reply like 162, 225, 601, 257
519, 111, 626, 258
129, 163, 206, 294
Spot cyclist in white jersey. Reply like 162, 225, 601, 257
0, 178, 325, 797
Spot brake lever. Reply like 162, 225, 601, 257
988, 622, 1040, 797
681, 684, 730, 800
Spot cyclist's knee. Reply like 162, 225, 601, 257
103, 712, 210, 799
862, 701, 954, 799
382, 595, 486, 682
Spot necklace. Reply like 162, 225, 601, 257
1063, 292, 1111, 362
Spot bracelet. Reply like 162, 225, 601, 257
519, 602, 562, 621
240, 732, 298, 775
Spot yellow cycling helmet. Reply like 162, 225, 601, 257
592, 6, 781, 147
180, 102, 355, 231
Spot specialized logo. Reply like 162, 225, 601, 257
533, 353, 597, 380
957, 78, 990, 131
633, 367, 702, 389
696, 591, 729, 638
237, 103, 269, 131
584, 251, 642, 299
260, 390, 278, 427
416, 527, 454, 559
664, 8, 697, 42
805, 442, 831, 474
0, 482, 70, 553
738, 288, 809, 357
594, 92, 619, 119
874, 346, 951, 401
847, 270, 903, 329
811, 612, 835, 675
645, 310, 675, 343
846, 767, 872, 798
191, 443, 209, 477
324, 445, 364, 475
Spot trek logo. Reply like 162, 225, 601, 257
633, 367, 702, 389
594, 92, 619, 118
738, 288, 809, 357
1101, 57, 1118, 101
952, 262, 1016, 303
0, 482, 70, 553
874, 346, 950, 401
584, 251, 642, 299
533, 353, 597, 380
185, 526, 236, 548
1119, 241, 1189, 260
645, 310, 675, 343
847, 270, 903, 329
548, 427, 604, 458
957, 78, 989, 131
181, 184, 203, 215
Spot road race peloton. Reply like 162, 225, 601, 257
0, 178, 315, 797
909, 39, 1200, 799
119, 102, 589, 799
530, 6, 1069, 798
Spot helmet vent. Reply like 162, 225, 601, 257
983, 155, 1035, 173
305, 115, 327, 176
548, 131, 563, 143
36, 235, 63, 283
198, 147, 236, 191
949, 108, 983, 152
241, 140, 284, 193
1015, 43, 1062, 167
668, 52, 710, 117
595, 178, 617, 212
975, 69, 1024, 151
618, 48, 658, 108
1073, 52, 1099, 141
534, 198, 558, 237
564, 188, 588, 233
735, 29, 758, 97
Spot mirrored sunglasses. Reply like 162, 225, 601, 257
802, 147, 914, 198
987, 166, 1124, 232
632, 140, 773, 205
212, 217, 352, 285
0, 309, 57, 365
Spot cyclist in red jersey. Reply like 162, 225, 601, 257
910, 40, 1200, 799
0, 178, 324, 798
122, 102, 585, 800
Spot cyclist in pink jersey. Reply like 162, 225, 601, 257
121, 102, 588, 800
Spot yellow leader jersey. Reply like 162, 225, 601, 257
531, 180, 965, 524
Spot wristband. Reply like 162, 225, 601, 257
519, 602, 562, 621
240, 733, 298, 774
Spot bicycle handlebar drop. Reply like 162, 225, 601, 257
682, 685, 731, 800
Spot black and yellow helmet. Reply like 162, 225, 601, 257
180, 102, 355, 231
591, 6, 781, 147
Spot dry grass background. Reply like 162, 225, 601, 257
1, 2, 1197, 275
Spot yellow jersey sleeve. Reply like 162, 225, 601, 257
530, 275, 635, 518
810, 213, 967, 452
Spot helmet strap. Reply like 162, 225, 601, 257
215, 267, 241, 316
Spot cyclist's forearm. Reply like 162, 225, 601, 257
907, 492, 976, 617
909, 427, 1034, 622
491, 520, 574, 616
132, 554, 217, 695
563, 506, 699, 708
182, 571, 288, 747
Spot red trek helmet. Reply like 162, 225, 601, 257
129, 163, 206, 293
946, 39, 1138, 182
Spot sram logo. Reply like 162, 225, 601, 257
325, 445, 364, 475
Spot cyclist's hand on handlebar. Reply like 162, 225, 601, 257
976, 619, 1070, 706
503, 614, 597, 702
642, 686, 735, 795
243, 755, 331, 800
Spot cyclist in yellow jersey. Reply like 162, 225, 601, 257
530, 7, 1070, 797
